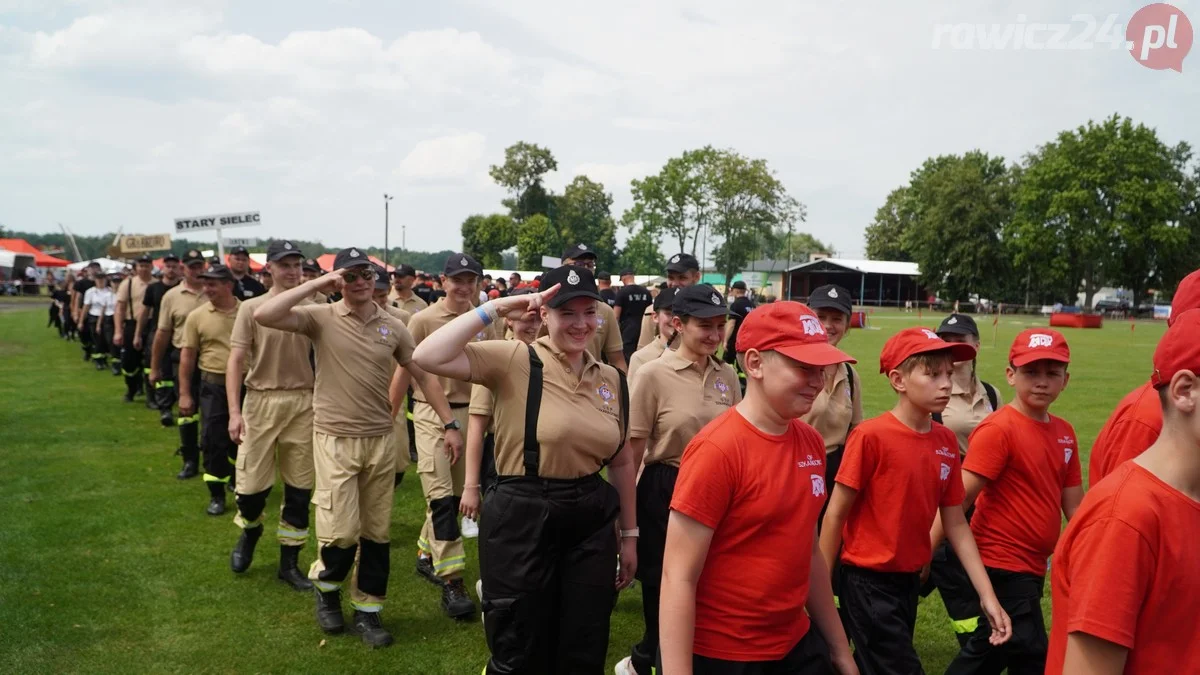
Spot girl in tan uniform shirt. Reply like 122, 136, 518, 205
615, 284, 740, 675
412, 265, 638, 674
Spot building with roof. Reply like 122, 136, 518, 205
785, 258, 926, 307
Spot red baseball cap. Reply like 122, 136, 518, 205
879, 327, 977, 374
735, 301, 856, 366
1153, 308, 1200, 388
1009, 328, 1070, 367
1169, 269, 1200, 326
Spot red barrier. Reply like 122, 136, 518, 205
850, 311, 868, 329
1049, 313, 1103, 329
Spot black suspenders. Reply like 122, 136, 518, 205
521, 344, 629, 478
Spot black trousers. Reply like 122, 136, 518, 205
119, 320, 143, 396
171, 349, 200, 461
145, 329, 168, 410
817, 447, 843, 534
481, 474, 619, 675
658, 626, 834, 675
631, 463, 678, 675
199, 377, 237, 483
925, 541, 978, 647
80, 312, 94, 356
838, 565, 924, 675
944, 570, 1046, 675
480, 433, 498, 496
86, 316, 114, 363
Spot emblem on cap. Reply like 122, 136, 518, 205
567, 269, 580, 286
1028, 333, 1054, 348
800, 315, 825, 337
922, 329, 939, 339
947, 316, 957, 324
670, 254, 680, 263
711, 293, 721, 305
579, 244, 588, 251
828, 288, 838, 299
284, 242, 292, 250
460, 256, 468, 266
349, 249, 360, 258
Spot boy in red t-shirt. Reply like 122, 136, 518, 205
820, 327, 1011, 675
660, 302, 857, 674
934, 328, 1083, 674
1046, 309, 1200, 674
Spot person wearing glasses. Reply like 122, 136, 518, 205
254, 247, 462, 649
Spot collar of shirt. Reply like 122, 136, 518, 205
535, 335, 600, 377
823, 360, 849, 391
951, 373, 987, 402
206, 300, 240, 314
180, 285, 201, 297
333, 298, 387, 324
659, 348, 721, 375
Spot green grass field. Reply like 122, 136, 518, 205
0, 306, 1165, 673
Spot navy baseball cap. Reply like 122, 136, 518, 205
543, 265, 602, 308
266, 240, 303, 262
808, 284, 853, 315
392, 263, 416, 278
181, 249, 206, 267
303, 258, 324, 274
199, 264, 235, 281
653, 287, 679, 311
665, 253, 699, 273
673, 284, 729, 319
730, 280, 747, 291
443, 253, 483, 278
134, 254, 153, 264
937, 313, 980, 338
333, 247, 371, 270
562, 243, 597, 261
161, 253, 180, 263
229, 246, 250, 256
372, 264, 390, 290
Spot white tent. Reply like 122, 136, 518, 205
67, 258, 126, 274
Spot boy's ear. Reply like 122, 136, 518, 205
1005, 365, 1017, 388
1169, 371, 1198, 414
887, 368, 906, 393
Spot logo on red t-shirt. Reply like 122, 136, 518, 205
935, 446, 956, 459
797, 454, 823, 468
940, 462, 951, 481
811, 474, 826, 496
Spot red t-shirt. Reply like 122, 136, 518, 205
962, 406, 1082, 576
1046, 462, 1200, 673
835, 412, 965, 573
670, 408, 827, 661
1088, 381, 1162, 487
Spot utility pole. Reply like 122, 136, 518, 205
383, 194, 393, 268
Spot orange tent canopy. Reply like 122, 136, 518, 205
0, 238, 71, 267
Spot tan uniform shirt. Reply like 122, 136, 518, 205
182, 300, 240, 374
536, 301, 623, 363
628, 338, 668, 382
294, 300, 416, 437
158, 284, 206, 349
390, 291, 427, 315
464, 336, 625, 479
800, 362, 863, 453
941, 371, 1003, 454
629, 350, 740, 467
231, 293, 315, 391
408, 298, 499, 404
384, 305, 412, 326
636, 308, 657, 349
116, 276, 150, 315
468, 383, 495, 434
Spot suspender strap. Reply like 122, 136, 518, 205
604, 368, 630, 465
523, 345, 545, 477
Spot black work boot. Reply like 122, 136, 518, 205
441, 578, 476, 620
394, 472, 404, 488
349, 610, 394, 648
205, 482, 226, 516
415, 554, 442, 586
159, 409, 174, 427
278, 546, 313, 591
176, 458, 198, 480
314, 588, 345, 634
230, 525, 263, 573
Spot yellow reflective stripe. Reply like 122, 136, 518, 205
176, 414, 199, 425
203, 473, 229, 484
143, 368, 153, 375
155, 380, 174, 389
349, 601, 382, 613
433, 555, 466, 573
233, 513, 263, 530
833, 595, 840, 609
278, 527, 308, 541
405, 412, 414, 421
313, 580, 340, 592
417, 538, 432, 554
951, 616, 980, 634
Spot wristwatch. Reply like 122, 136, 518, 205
443, 419, 462, 431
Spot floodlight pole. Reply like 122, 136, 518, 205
384, 194, 394, 267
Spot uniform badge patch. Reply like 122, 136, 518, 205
828, 288, 838, 299
811, 474, 826, 497
939, 462, 951, 481
714, 378, 729, 395
597, 383, 615, 406
567, 270, 580, 286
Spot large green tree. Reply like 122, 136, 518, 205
625, 147, 716, 257
617, 226, 666, 275
461, 213, 517, 268
864, 187, 915, 262
1009, 114, 1192, 308
706, 149, 802, 286
489, 142, 557, 222
516, 214, 556, 270
554, 175, 619, 271
761, 230, 834, 263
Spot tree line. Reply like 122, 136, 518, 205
865, 114, 1200, 308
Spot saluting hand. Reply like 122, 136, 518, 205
490, 284, 561, 320
311, 271, 348, 294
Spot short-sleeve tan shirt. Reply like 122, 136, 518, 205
293, 300, 416, 437
383, 304, 412, 326
941, 374, 1003, 454
390, 291, 427, 315
158, 284, 206, 349
800, 362, 863, 453
116, 276, 149, 313
231, 293, 315, 391
629, 350, 741, 467
408, 298, 500, 404
182, 300, 240, 374
464, 336, 625, 479
628, 339, 668, 381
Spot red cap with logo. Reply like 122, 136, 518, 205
1153, 308, 1200, 388
879, 327, 977, 374
1009, 328, 1070, 367
1169, 269, 1200, 326
735, 301, 856, 366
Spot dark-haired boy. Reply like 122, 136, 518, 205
820, 327, 1011, 674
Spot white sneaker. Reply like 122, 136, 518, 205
614, 656, 636, 675
461, 516, 479, 539
476, 579, 485, 622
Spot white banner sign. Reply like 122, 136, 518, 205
174, 211, 260, 233
223, 237, 258, 248
740, 271, 766, 288
541, 255, 562, 269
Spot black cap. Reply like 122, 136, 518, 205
303, 258, 324, 274
182, 249, 206, 266
266, 240, 303, 262
199, 264, 235, 281
730, 280, 747, 291
208, 255, 221, 265
443, 253, 482, 278
391, 263, 416, 278
937, 313, 980, 338
372, 264, 390, 290
808, 284, 853, 315
665, 253, 699, 273
619, 268, 634, 277
673, 284, 728, 318
229, 246, 250, 256
542, 265, 602, 308
162, 253, 180, 263
653, 287, 679, 311
562, 243, 597, 261
596, 270, 610, 281
134, 254, 152, 264
333, 247, 371, 270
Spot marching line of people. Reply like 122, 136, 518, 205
46, 246, 1200, 674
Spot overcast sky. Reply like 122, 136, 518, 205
2, 0, 1197, 262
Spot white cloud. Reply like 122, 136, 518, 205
396, 132, 488, 180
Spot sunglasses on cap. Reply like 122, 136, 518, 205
341, 268, 377, 283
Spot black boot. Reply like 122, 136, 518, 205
278, 546, 313, 591
314, 588, 345, 634
160, 409, 174, 427
416, 554, 443, 586
122, 391, 134, 403
349, 610, 394, 648
230, 525, 263, 573
206, 482, 226, 516
176, 458, 198, 480
394, 472, 404, 488
441, 578, 476, 620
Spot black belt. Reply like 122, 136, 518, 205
495, 472, 603, 495
200, 371, 226, 385
413, 400, 470, 409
